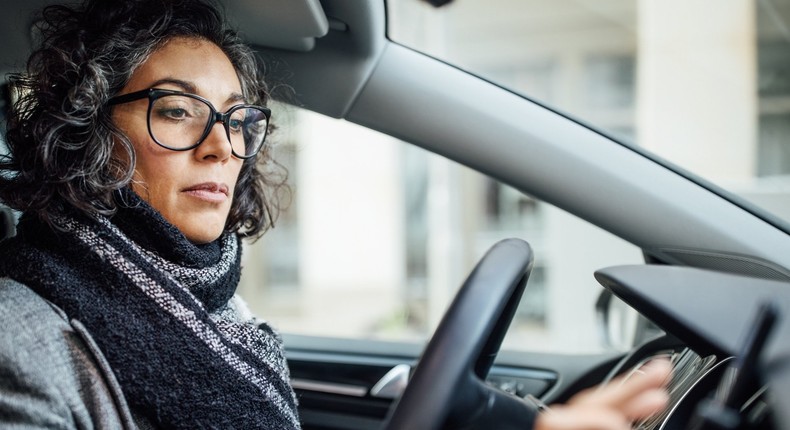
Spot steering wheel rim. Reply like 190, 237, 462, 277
383, 238, 536, 430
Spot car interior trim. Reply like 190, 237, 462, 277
369, 364, 410, 399
290, 378, 369, 398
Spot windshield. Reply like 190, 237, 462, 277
388, 0, 790, 224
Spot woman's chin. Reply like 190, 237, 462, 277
178, 222, 226, 244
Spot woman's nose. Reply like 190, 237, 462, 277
194, 121, 233, 162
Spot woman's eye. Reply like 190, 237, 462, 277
157, 107, 190, 120
228, 117, 245, 133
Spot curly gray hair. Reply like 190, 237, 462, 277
0, 0, 285, 238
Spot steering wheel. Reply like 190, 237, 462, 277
383, 238, 537, 430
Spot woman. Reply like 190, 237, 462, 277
0, 0, 298, 428
0, 0, 669, 429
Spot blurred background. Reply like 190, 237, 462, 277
238, 0, 790, 354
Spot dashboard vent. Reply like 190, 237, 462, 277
630, 348, 719, 430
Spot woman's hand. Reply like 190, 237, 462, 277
534, 359, 672, 430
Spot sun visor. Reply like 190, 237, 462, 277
226, 0, 329, 52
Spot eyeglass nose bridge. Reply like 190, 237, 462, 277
199, 110, 235, 151
195, 106, 264, 160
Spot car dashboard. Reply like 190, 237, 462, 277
595, 265, 788, 430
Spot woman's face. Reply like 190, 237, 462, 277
112, 37, 245, 244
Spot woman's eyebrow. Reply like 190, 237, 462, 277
227, 92, 245, 104
149, 78, 246, 104
148, 78, 196, 93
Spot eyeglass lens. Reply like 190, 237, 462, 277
150, 94, 268, 157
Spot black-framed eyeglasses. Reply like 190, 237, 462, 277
108, 88, 271, 159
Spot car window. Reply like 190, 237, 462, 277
386, 0, 790, 228
238, 104, 644, 354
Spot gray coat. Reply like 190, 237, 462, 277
0, 278, 139, 429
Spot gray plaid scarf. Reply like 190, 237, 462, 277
0, 190, 300, 429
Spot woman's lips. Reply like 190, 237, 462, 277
182, 182, 229, 203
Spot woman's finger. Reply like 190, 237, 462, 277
581, 359, 672, 409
